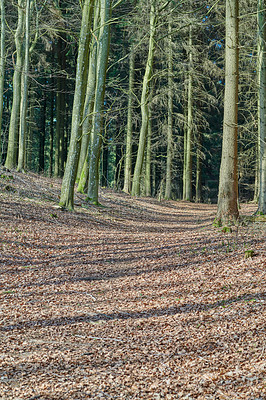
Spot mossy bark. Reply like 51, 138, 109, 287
5, 0, 24, 169
17, 0, 31, 172
123, 48, 135, 194
131, 0, 156, 196
76, 3, 99, 185
59, 0, 94, 210
217, 0, 239, 223
0, 0, 5, 157
258, 0, 266, 214
86, 0, 112, 205
165, 19, 173, 200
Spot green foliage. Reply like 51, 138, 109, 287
213, 218, 222, 228
0, 174, 14, 181
221, 226, 232, 233
244, 250, 254, 259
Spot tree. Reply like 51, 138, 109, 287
59, 0, 94, 210
0, 0, 5, 159
123, 48, 135, 194
131, 0, 157, 196
216, 0, 239, 223
86, 0, 112, 204
164, 17, 173, 200
5, 0, 25, 169
258, 0, 266, 213
17, 0, 31, 172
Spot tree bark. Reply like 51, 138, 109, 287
123, 48, 135, 193
5, 0, 24, 169
217, 0, 239, 223
258, 0, 266, 213
54, 35, 66, 177
59, 0, 94, 210
49, 81, 54, 177
145, 106, 152, 196
195, 130, 202, 202
183, 25, 193, 201
38, 95, 46, 173
165, 18, 173, 200
0, 0, 5, 158
87, 0, 112, 204
17, 0, 31, 172
76, 2, 99, 187
131, 0, 156, 196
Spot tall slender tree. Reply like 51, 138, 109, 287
5, 0, 24, 169
217, 0, 239, 222
59, 0, 94, 210
123, 48, 135, 194
0, 0, 5, 158
17, 0, 31, 172
258, 0, 266, 213
131, 0, 157, 196
183, 24, 193, 201
165, 17, 173, 200
86, 0, 112, 204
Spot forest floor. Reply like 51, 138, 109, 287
0, 168, 265, 400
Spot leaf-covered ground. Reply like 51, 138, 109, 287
0, 170, 265, 400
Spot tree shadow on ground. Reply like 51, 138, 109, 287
1, 292, 265, 332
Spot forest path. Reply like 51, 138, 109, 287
0, 170, 265, 400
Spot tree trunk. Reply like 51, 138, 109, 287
0, 0, 5, 158
195, 130, 202, 203
217, 0, 239, 223
49, 82, 54, 177
258, 0, 266, 213
59, 0, 94, 210
183, 25, 193, 201
38, 96, 46, 173
87, 0, 112, 204
131, 0, 156, 196
76, 3, 99, 185
165, 18, 173, 200
5, 0, 24, 169
17, 0, 30, 172
54, 35, 66, 177
101, 140, 108, 187
145, 107, 152, 196
123, 48, 135, 193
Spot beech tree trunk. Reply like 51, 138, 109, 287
54, 35, 66, 177
76, 2, 99, 188
0, 0, 5, 157
86, 0, 111, 204
217, 0, 239, 223
258, 0, 266, 213
131, 0, 156, 196
123, 48, 135, 194
17, 0, 30, 172
145, 106, 152, 196
5, 0, 24, 169
59, 0, 94, 210
183, 25, 193, 201
165, 18, 173, 200
195, 130, 202, 203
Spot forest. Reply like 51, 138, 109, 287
0, 0, 266, 399
0, 0, 265, 219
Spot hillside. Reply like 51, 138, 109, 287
0, 169, 265, 400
